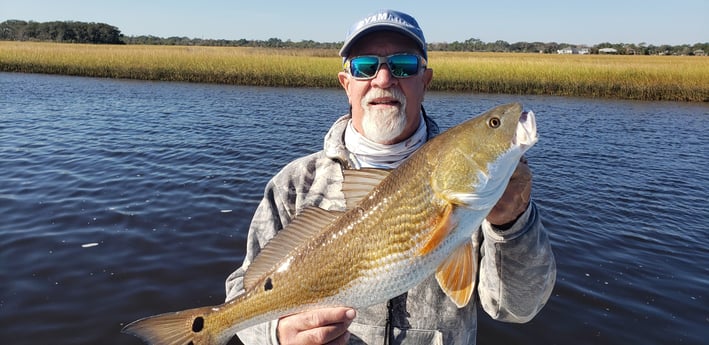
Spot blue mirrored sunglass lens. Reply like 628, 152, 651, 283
350, 56, 380, 78
349, 55, 421, 79
388, 55, 420, 77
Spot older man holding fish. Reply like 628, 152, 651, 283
226, 9, 555, 345
123, 9, 556, 345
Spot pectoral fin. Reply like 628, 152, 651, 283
418, 202, 456, 256
435, 241, 476, 308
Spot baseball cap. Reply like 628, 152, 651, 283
339, 9, 427, 60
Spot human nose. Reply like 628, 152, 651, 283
370, 63, 397, 88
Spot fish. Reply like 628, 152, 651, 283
122, 102, 538, 345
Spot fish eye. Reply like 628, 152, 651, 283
488, 117, 501, 128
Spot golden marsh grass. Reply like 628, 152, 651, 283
1, 41, 707, 102
430, 51, 709, 102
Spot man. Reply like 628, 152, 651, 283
225, 9, 556, 345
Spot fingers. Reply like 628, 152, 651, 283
278, 308, 356, 345
510, 159, 532, 204
486, 157, 533, 226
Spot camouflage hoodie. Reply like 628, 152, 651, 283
225, 111, 556, 345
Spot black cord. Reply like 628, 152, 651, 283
384, 299, 394, 345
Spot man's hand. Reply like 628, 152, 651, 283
486, 157, 532, 227
277, 307, 356, 345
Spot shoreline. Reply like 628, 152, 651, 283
2, 42, 707, 102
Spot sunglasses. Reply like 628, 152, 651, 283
345, 54, 426, 80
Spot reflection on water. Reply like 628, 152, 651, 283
1, 72, 707, 344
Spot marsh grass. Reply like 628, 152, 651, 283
0, 42, 341, 87
2, 41, 707, 101
429, 52, 708, 102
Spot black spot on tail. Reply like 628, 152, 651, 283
192, 316, 204, 333
264, 277, 273, 291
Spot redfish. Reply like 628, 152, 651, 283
123, 102, 538, 345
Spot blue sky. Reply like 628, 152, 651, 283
1, 0, 707, 45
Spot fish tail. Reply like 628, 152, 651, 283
122, 305, 225, 345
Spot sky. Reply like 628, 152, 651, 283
1, 0, 707, 46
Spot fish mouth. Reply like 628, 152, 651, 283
513, 110, 538, 149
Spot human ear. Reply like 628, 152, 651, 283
422, 68, 433, 89
338, 71, 353, 100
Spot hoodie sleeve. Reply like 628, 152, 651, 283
223, 152, 345, 345
477, 201, 557, 323
224, 176, 291, 301
224, 176, 291, 345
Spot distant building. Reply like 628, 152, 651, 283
693, 50, 706, 56
557, 47, 590, 54
599, 48, 618, 54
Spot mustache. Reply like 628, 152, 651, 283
361, 88, 406, 106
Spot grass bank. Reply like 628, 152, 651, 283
2, 41, 707, 102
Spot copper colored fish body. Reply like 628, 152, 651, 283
122, 102, 538, 345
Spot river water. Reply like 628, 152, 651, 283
1, 72, 707, 344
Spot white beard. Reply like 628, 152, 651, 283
360, 88, 408, 144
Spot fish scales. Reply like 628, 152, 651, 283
321, 158, 449, 299
122, 102, 537, 345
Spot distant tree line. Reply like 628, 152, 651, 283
1, 20, 123, 44
2, 20, 707, 55
121, 35, 342, 50
120, 35, 709, 56
430, 37, 708, 56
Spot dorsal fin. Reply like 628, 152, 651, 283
342, 168, 390, 209
243, 207, 344, 290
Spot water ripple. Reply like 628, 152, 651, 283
1, 73, 708, 345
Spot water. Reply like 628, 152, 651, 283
1, 72, 707, 344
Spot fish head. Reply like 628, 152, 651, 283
429, 102, 537, 209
